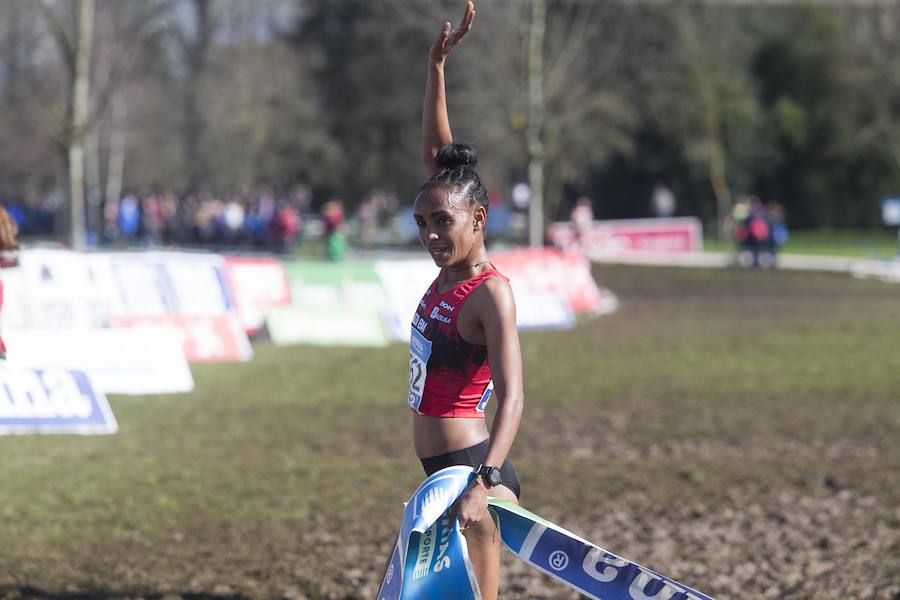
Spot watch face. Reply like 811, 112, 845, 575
477, 464, 502, 487
487, 467, 502, 487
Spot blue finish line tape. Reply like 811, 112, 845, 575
377, 466, 714, 600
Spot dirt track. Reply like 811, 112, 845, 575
1, 265, 898, 600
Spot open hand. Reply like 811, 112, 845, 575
429, 1, 475, 65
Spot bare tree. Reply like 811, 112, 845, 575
175, 0, 218, 194
384, 0, 636, 242
527, 0, 545, 247
665, 1, 761, 240
34, 0, 174, 247
843, 1, 900, 171
68, 0, 93, 250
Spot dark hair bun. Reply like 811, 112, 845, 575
435, 143, 478, 170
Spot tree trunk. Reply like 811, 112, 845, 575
105, 93, 127, 208
2, 2, 21, 105
69, 0, 94, 250
706, 110, 732, 242
183, 0, 213, 195
85, 128, 102, 246
527, 0, 546, 248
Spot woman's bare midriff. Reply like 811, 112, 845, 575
413, 413, 490, 459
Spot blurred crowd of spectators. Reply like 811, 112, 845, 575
0, 186, 412, 257
3, 187, 313, 252
0, 193, 59, 238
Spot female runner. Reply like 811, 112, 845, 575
409, 3, 524, 598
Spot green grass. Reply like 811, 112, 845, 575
1, 265, 899, 599
704, 228, 900, 258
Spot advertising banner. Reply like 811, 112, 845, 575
491, 247, 615, 315
548, 218, 703, 257
113, 314, 252, 363
0, 365, 118, 435
18, 249, 124, 328
374, 260, 439, 343
4, 328, 194, 395
378, 467, 714, 600
266, 305, 389, 347
156, 252, 234, 315
284, 260, 387, 309
221, 256, 292, 335
374, 254, 586, 342
107, 251, 235, 318
512, 293, 575, 330
108, 252, 174, 316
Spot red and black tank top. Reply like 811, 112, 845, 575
408, 267, 508, 418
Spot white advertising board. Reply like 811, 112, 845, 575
4, 328, 194, 395
374, 260, 439, 342
18, 249, 125, 328
156, 252, 232, 315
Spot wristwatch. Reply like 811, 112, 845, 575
475, 464, 502, 489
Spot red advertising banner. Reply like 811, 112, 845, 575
113, 314, 252, 363
548, 217, 703, 256
221, 256, 293, 335
490, 247, 611, 314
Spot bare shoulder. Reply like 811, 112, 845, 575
471, 274, 516, 317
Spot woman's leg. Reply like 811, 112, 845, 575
463, 484, 519, 600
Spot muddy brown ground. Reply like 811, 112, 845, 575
1, 265, 898, 599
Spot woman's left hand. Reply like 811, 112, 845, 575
453, 480, 489, 531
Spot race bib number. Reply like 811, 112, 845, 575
408, 328, 432, 412
476, 380, 494, 412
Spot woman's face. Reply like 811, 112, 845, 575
413, 186, 485, 268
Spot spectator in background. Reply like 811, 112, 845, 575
768, 201, 788, 264
103, 197, 120, 243
321, 199, 345, 260
223, 196, 246, 245
652, 185, 676, 218
141, 193, 165, 246
0, 204, 21, 360
570, 195, 594, 252
118, 194, 141, 242
160, 191, 179, 245
271, 199, 301, 254
731, 196, 751, 264
358, 195, 377, 247
747, 196, 772, 268
733, 196, 778, 268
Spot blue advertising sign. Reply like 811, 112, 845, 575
378, 467, 715, 600
0, 367, 118, 435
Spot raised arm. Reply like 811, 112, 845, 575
422, 1, 475, 176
